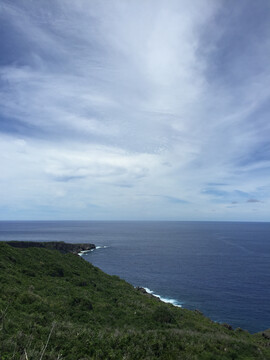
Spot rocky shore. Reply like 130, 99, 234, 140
6, 241, 95, 254
136, 287, 161, 301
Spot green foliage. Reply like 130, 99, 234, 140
152, 306, 176, 324
0, 242, 269, 359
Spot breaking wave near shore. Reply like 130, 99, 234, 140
143, 287, 182, 308
79, 245, 109, 256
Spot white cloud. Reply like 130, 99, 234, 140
1, 0, 270, 220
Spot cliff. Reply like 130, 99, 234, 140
5, 240, 95, 254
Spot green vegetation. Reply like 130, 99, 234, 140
0, 242, 269, 359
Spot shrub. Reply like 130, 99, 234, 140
70, 297, 93, 311
152, 306, 176, 324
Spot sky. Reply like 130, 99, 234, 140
0, 0, 270, 221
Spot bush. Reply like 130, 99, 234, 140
47, 266, 64, 277
70, 297, 93, 311
152, 306, 176, 324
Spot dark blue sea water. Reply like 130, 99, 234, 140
0, 221, 269, 333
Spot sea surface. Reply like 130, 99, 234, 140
0, 221, 269, 333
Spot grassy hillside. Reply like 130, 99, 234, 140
0, 242, 269, 359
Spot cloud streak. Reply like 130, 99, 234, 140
0, 0, 270, 220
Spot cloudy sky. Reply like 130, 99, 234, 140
0, 0, 270, 221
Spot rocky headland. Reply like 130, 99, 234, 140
6, 240, 95, 254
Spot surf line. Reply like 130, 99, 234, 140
78, 245, 109, 257
137, 287, 182, 308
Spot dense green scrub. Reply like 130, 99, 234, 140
0, 242, 269, 359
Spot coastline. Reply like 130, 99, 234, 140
141, 287, 183, 308
2, 240, 270, 359
6, 240, 269, 334
79, 245, 109, 256
6, 241, 184, 311
1, 221, 269, 334
78, 248, 270, 335
6, 240, 96, 255
81, 248, 184, 309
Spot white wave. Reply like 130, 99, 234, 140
78, 249, 94, 256
158, 296, 182, 308
143, 287, 154, 294
79, 245, 109, 256
142, 287, 182, 307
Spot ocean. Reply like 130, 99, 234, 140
0, 220, 269, 333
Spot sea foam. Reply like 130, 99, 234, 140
78, 249, 94, 256
143, 287, 182, 307
79, 245, 108, 256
